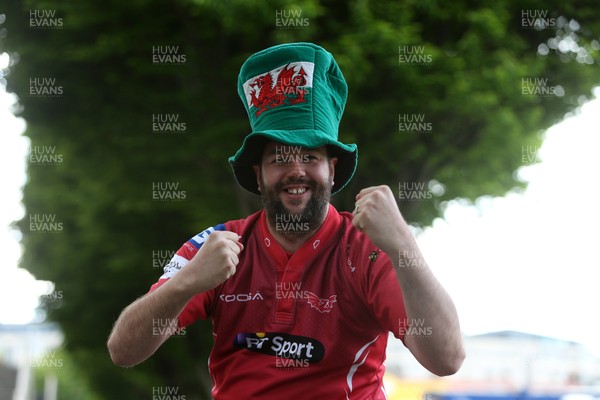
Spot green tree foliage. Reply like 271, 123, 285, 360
2, 0, 599, 398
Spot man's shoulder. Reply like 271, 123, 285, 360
182, 210, 262, 250
223, 209, 262, 235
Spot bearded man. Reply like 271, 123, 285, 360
108, 42, 465, 400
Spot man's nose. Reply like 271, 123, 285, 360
283, 159, 307, 178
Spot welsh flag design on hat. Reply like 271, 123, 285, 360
242, 62, 315, 116
229, 42, 358, 195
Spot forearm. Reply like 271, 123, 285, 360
351, 186, 465, 374
392, 240, 465, 376
107, 277, 193, 367
107, 231, 242, 367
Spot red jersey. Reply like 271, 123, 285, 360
149, 204, 408, 399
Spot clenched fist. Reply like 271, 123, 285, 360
172, 231, 244, 296
351, 185, 414, 256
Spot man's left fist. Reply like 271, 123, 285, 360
352, 185, 412, 256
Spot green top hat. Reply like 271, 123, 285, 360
228, 42, 358, 195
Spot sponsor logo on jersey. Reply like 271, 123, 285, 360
219, 292, 264, 302
305, 291, 337, 313
234, 332, 324, 363
369, 250, 379, 262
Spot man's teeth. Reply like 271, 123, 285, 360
286, 187, 307, 195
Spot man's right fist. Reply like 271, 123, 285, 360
174, 231, 244, 295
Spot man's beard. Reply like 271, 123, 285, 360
261, 176, 332, 240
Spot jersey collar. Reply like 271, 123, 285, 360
258, 204, 343, 325
258, 203, 342, 267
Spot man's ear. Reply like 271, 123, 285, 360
252, 165, 261, 192
329, 157, 338, 186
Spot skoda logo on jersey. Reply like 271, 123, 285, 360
234, 332, 324, 363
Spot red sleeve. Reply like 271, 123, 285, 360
363, 251, 408, 343
148, 225, 225, 327
149, 278, 214, 328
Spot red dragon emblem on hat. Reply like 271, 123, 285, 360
248, 63, 308, 116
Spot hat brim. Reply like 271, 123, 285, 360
229, 130, 357, 195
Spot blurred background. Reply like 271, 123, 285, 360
1, 0, 599, 399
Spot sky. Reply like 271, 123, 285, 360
0, 78, 51, 324
418, 88, 600, 356
1, 52, 599, 356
